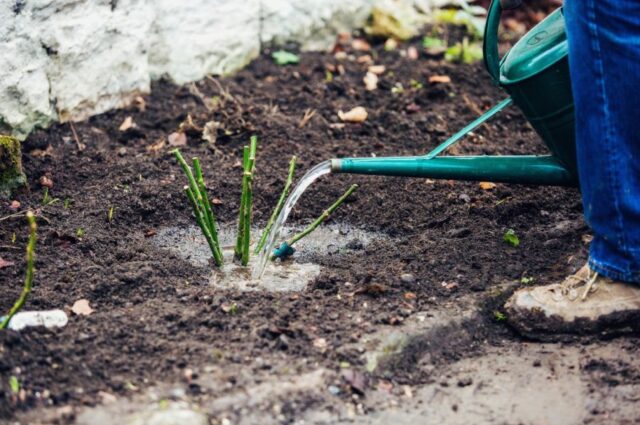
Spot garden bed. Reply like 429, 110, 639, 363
2, 25, 640, 424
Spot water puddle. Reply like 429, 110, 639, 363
152, 224, 385, 292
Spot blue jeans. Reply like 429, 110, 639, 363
564, 0, 640, 283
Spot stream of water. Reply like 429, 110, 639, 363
252, 160, 332, 280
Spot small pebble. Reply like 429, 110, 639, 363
459, 193, 471, 203
328, 385, 341, 395
118, 147, 127, 156
457, 377, 473, 387
400, 273, 416, 284
327, 244, 339, 255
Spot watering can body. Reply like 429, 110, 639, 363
332, 0, 579, 186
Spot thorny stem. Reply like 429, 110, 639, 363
235, 146, 250, 259
255, 156, 297, 254
241, 136, 258, 265
1, 212, 37, 330
287, 184, 358, 247
185, 186, 223, 266
172, 149, 200, 204
193, 157, 222, 260
173, 149, 223, 266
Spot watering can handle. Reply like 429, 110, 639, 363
483, 0, 523, 85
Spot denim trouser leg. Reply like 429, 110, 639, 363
564, 0, 640, 283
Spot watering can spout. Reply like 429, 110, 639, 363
331, 155, 576, 186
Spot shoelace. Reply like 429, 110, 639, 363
559, 268, 600, 301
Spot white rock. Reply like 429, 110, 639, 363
0, 0, 440, 138
148, 0, 260, 84
1, 309, 68, 331
261, 0, 373, 51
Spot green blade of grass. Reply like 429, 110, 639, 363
1, 211, 37, 330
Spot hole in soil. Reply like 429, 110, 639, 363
152, 224, 387, 292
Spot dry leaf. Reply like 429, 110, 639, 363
329, 123, 346, 130
404, 292, 416, 300
313, 338, 327, 350
118, 116, 135, 132
0, 258, 15, 269
334, 51, 347, 60
363, 72, 378, 91
133, 96, 146, 112
352, 39, 371, 51
384, 38, 398, 50
168, 132, 187, 147
407, 46, 419, 60
378, 380, 394, 392
146, 138, 166, 153
71, 299, 94, 316
479, 182, 497, 190
211, 198, 223, 205
338, 106, 368, 123
368, 65, 386, 75
30, 144, 54, 158
429, 75, 451, 84
356, 55, 373, 64
39, 175, 53, 188
202, 121, 220, 144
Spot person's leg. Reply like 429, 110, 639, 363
564, 0, 640, 282
504, 0, 640, 339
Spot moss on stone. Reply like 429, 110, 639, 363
0, 135, 27, 198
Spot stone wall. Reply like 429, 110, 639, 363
1, 0, 438, 139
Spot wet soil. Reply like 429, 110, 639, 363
1, 19, 639, 424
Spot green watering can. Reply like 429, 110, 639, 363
331, 0, 578, 186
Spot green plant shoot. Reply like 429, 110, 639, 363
503, 229, 520, 247
172, 149, 223, 266
9, 376, 19, 393
272, 184, 358, 260
0, 212, 37, 330
235, 136, 258, 265
422, 36, 445, 49
445, 37, 483, 64
255, 156, 297, 254
272, 50, 300, 66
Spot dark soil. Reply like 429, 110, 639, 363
1, 18, 637, 422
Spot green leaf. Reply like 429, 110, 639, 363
520, 276, 535, 285
444, 40, 483, 64
493, 311, 507, 322
9, 376, 19, 394
422, 36, 445, 49
409, 79, 423, 89
272, 50, 300, 66
503, 229, 520, 247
